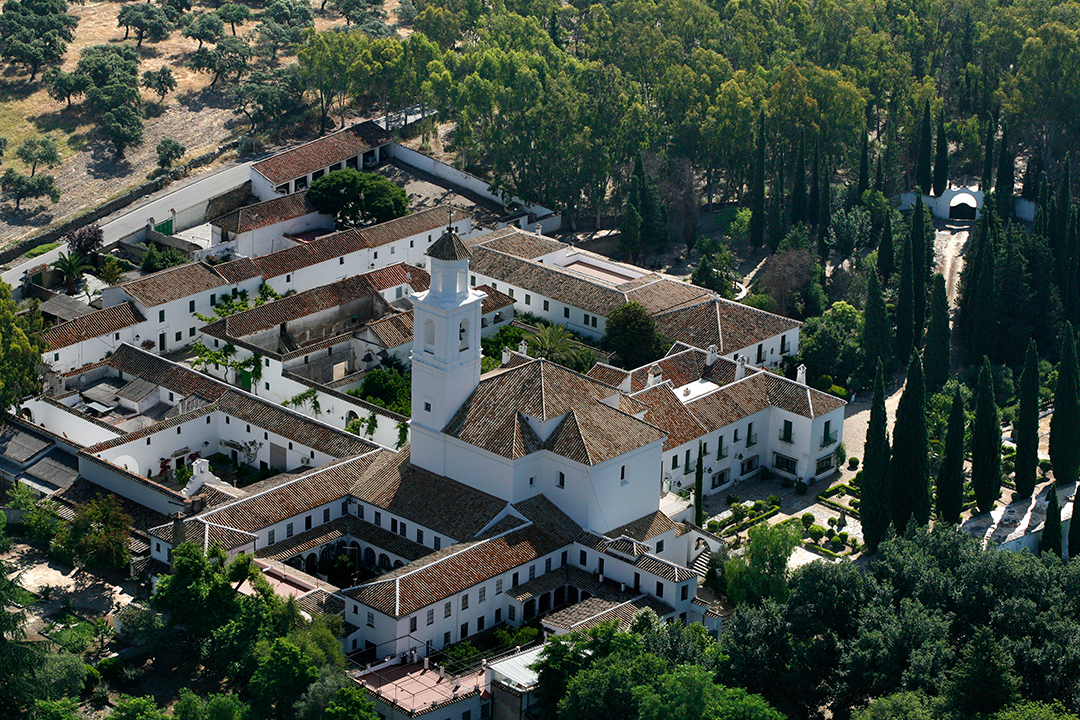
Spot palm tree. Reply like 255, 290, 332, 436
528, 324, 590, 370
51, 252, 88, 295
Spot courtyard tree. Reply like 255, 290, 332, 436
602, 301, 668, 370
51, 252, 88, 295
724, 521, 801, 605
306, 169, 406, 227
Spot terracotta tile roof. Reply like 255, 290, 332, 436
343, 448, 508, 542
43, 302, 145, 351
426, 229, 471, 261
633, 554, 698, 582
364, 311, 413, 349
625, 347, 745, 393
686, 371, 845, 431
466, 228, 565, 259
342, 495, 580, 617
632, 384, 708, 450
543, 594, 675, 632
121, 263, 229, 307
360, 262, 430, 293
508, 565, 608, 602
251, 121, 393, 185
604, 511, 677, 542
444, 360, 664, 465
653, 297, 801, 355
584, 364, 629, 388
254, 514, 430, 562
296, 588, 345, 619
213, 257, 261, 284
475, 284, 515, 314
201, 275, 384, 339
211, 192, 320, 234
106, 344, 230, 401
622, 278, 713, 315
357, 207, 470, 250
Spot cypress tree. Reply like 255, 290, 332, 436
1015, 339, 1040, 499
750, 109, 766, 247
980, 115, 995, 193
1050, 321, 1080, 484
862, 270, 893, 377
916, 98, 932, 195
910, 195, 928, 346
874, 156, 884, 194
892, 352, 930, 529
933, 111, 950, 196
996, 121, 1014, 220
694, 441, 704, 526
858, 130, 870, 200
972, 356, 1001, 514
1053, 156, 1072, 289
808, 143, 820, 228
1041, 487, 1063, 558
820, 162, 832, 243
770, 160, 785, 250
924, 274, 951, 393
895, 233, 915, 362
877, 211, 895, 279
792, 132, 807, 226
1069, 489, 1080, 560
862, 361, 892, 553
968, 228, 998, 363
936, 386, 966, 524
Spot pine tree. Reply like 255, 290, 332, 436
808, 143, 820, 228
895, 233, 915, 362
1050, 322, 1080, 484
972, 356, 1001, 514
1070, 489, 1080, 560
996, 121, 1014, 221
858, 129, 870, 200
980, 115, 995, 193
932, 111, 950, 196
862, 270, 893, 377
1015, 340, 1040, 499
924, 274, 951, 393
891, 353, 930, 529
877, 211, 895, 279
694, 441, 704, 527
916, 98, 932, 195
791, 132, 807, 226
936, 386, 966, 524
862, 361, 892, 552
910, 195, 928, 347
750, 109, 766, 247
1041, 487, 1063, 558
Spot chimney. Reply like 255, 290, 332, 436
735, 356, 746, 381
705, 344, 718, 367
518, 339, 529, 356
501, 346, 512, 365
535, 223, 543, 235
647, 365, 661, 387
797, 364, 807, 385
439, 666, 446, 679
424, 657, 430, 670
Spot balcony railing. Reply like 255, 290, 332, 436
778, 431, 794, 444
746, 433, 758, 448
717, 446, 728, 459
820, 430, 838, 448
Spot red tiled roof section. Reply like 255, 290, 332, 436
585, 364, 629, 388
358, 206, 470, 250
365, 311, 413, 349
475, 284, 515, 314
625, 347, 744, 393
43, 302, 145, 351
359, 262, 430, 293
632, 384, 708, 451
107, 344, 229, 401
211, 192, 321, 234
468, 228, 566, 259
623, 278, 712, 315
121, 262, 228, 307
654, 297, 801, 355
251, 121, 394, 185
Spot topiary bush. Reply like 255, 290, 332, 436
808, 524, 826, 543
766, 494, 781, 507
707, 520, 721, 532
801, 512, 815, 529
848, 457, 859, 469
726, 494, 740, 505
825, 527, 836, 539
96, 657, 124, 683
795, 480, 808, 495
752, 499, 767, 514
830, 535, 844, 550
827, 517, 837, 527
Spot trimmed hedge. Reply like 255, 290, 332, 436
722, 506, 781, 537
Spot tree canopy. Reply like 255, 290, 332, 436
307, 169, 408, 228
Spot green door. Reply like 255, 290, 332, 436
240, 370, 251, 391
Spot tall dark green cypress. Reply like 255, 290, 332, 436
972, 356, 1001, 514
933, 111, 950, 196
1053, 156, 1072, 289
862, 361, 892, 552
924, 274, 951, 394
968, 228, 998, 363
1015, 339, 1040, 499
791, 132, 807, 226
862, 270, 893, 377
910, 195, 928, 346
877, 211, 895, 280
996, 121, 1014, 221
1069, 490, 1080, 560
750, 109, 766, 247
1050, 321, 1080, 485
770, 160, 785, 249
808, 143, 820, 228
892, 353, 930, 529
916, 98, 933, 195
858, 130, 870, 200
936, 387, 966, 524
1041, 487, 1063, 558
820, 163, 832, 244
895, 233, 915, 362
980, 115, 995, 193
694, 441, 704, 527
874, 156, 884, 194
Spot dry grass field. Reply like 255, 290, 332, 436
0, 0, 405, 248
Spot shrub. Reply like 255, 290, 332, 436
795, 480, 808, 495
1039, 459, 1053, 476
808, 524, 826, 543
850, 537, 860, 551
97, 657, 124, 682
851, 499, 860, 509
825, 527, 835, 539
766, 494, 781, 507
752, 499, 767, 514
726, 494, 740, 506
830, 535, 844, 550
838, 532, 849, 544
707, 520, 720, 532
84, 664, 101, 692
827, 517, 837, 527
730, 504, 749, 522
835, 442, 847, 465
848, 456, 859, 469
801, 512, 815, 529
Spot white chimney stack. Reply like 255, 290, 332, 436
797, 364, 807, 385
647, 365, 661, 387
705, 344, 718, 366
735, 356, 746, 381
501, 346, 512, 365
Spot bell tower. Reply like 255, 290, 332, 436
408, 223, 484, 473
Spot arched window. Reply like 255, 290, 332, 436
459, 319, 470, 351
379, 553, 391, 569
424, 319, 435, 351
346, 410, 359, 424
364, 547, 376, 565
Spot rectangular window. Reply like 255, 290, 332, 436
545, 558, 551, 573
583, 313, 589, 324
773, 453, 797, 474
512, 572, 519, 587
816, 455, 835, 475
158, 310, 165, 322
780, 419, 794, 443
656, 539, 665, 553
495, 608, 502, 623
461, 594, 469, 610
210, 294, 216, 306
557, 472, 565, 488
286, 523, 294, 538
175, 331, 181, 342
323, 508, 330, 523
822, 420, 837, 448
734, 428, 740, 442
579, 550, 587, 566
444, 631, 451, 646
417, 529, 424, 544
711, 469, 730, 489
684, 448, 692, 474
543, 300, 549, 311
718, 435, 727, 458
340, 257, 345, 265
621, 465, 625, 479
375, 511, 381, 526
496, 579, 503, 595
367, 611, 374, 627
444, 602, 452, 618
672, 455, 679, 469
479, 587, 486, 603
427, 609, 434, 625
434, 536, 441, 550
410, 616, 417, 632
561, 550, 568, 567
656, 581, 664, 598
596, 559, 603, 576
400, 522, 407, 537
189, 300, 195, 312
741, 455, 759, 475
461, 622, 469, 639
476, 616, 485, 632
529, 565, 536, 580
681, 584, 689, 601
746, 422, 757, 447
592, 316, 597, 328
268, 529, 275, 544
189, 327, 195, 337
508, 605, 516, 621
564, 307, 570, 318
342, 501, 348, 515
471, 275, 476, 285
525, 294, 531, 305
